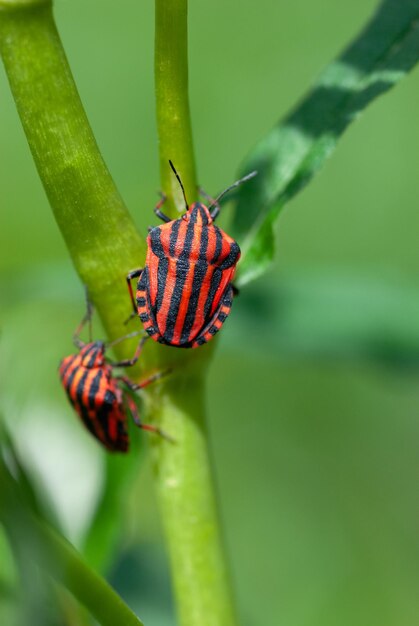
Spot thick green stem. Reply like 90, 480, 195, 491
0, 0, 145, 347
153, 2, 238, 625
0, 1, 148, 619
0, 462, 144, 626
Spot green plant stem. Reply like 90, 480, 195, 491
0, 1, 239, 625
0, 2, 148, 619
153, 2, 238, 625
155, 0, 197, 215
0, 0, 145, 348
0, 463, 144, 626
148, 370, 238, 626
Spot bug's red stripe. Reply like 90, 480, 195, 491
90, 373, 115, 445
172, 263, 195, 344
205, 224, 217, 262
81, 368, 101, 416
212, 270, 235, 318
69, 365, 87, 402
61, 355, 80, 388
156, 220, 189, 337
59, 355, 74, 380
66, 365, 106, 445
171, 221, 203, 344
186, 264, 212, 343
108, 413, 118, 442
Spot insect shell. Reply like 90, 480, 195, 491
127, 162, 256, 349
59, 341, 133, 452
59, 308, 165, 453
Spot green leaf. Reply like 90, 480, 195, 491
230, 268, 419, 366
233, 0, 419, 286
0, 436, 145, 626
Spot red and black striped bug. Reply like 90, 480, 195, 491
59, 305, 167, 452
126, 161, 257, 348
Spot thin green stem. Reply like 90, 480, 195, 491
0, 1, 145, 349
148, 370, 238, 626
155, 0, 197, 215
153, 2, 239, 625
0, 462, 144, 626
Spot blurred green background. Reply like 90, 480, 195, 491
1, 1, 419, 625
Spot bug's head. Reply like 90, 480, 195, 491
79, 341, 106, 368
184, 202, 212, 226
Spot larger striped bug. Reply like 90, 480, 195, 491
59, 304, 167, 452
126, 162, 256, 348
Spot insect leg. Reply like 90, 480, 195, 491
119, 368, 171, 391
154, 192, 171, 223
108, 336, 148, 368
125, 395, 174, 442
126, 268, 143, 318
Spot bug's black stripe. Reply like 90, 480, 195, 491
86, 343, 103, 368
180, 221, 209, 343
198, 212, 209, 259
219, 242, 241, 270
164, 215, 197, 342
179, 208, 197, 260
222, 285, 234, 308
198, 204, 209, 225
138, 266, 149, 293
95, 389, 118, 445
88, 370, 103, 410
139, 268, 159, 336
117, 418, 128, 438
75, 369, 89, 405
146, 326, 158, 337
203, 268, 222, 321
191, 286, 233, 347
163, 260, 190, 342
140, 312, 149, 323
211, 226, 223, 264
82, 415, 101, 439
149, 227, 165, 258
136, 297, 146, 307
169, 219, 181, 257
155, 257, 169, 313
64, 363, 79, 399
75, 369, 95, 429
138, 267, 152, 315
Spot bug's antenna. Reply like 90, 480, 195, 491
169, 160, 189, 211
84, 287, 93, 342
208, 170, 258, 217
107, 331, 145, 348
73, 287, 94, 348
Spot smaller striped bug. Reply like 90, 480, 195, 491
126, 162, 256, 348
59, 304, 168, 452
